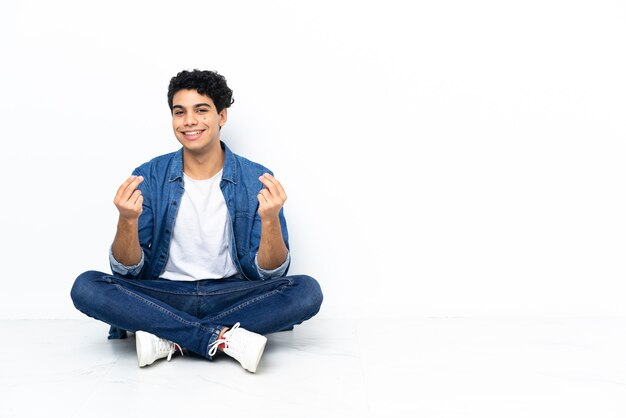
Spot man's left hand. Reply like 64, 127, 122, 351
257, 173, 287, 221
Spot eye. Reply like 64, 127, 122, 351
197, 108, 208, 113
174, 111, 184, 116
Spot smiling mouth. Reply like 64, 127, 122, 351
181, 130, 205, 140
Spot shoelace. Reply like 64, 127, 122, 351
208, 322, 241, 356
156, 338, 183, 362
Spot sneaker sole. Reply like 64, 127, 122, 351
247, 336, 268, 373
135, 331, 152, 367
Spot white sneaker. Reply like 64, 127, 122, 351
208, 323, 267, 373
135, 331, 183, 368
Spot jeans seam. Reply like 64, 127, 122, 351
114, 283, 212, 333
205, 288, 282, 323
105, 276, 199, 296
195, 281, 201, 318
198, 278, 292, 296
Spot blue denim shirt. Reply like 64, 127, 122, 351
109, 141, 290, 282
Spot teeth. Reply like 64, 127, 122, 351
184, 131, 201, 135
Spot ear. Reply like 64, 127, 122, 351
219, 108, 228, 127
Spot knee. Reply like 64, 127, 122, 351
291, 275, 323, 317
70, 270, 104, 312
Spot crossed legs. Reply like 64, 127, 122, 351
70, 271, 323, 362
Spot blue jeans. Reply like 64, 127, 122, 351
70, 271, 323, 359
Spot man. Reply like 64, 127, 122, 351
71, 70, 323, 373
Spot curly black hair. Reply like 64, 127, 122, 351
167, 70, 234, 113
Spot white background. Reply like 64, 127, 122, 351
0, 0, 624, 320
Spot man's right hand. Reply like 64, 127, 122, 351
114, 175, 144, 220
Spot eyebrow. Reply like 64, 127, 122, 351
172, 103, 212, 110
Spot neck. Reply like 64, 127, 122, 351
182, 145, 225, 180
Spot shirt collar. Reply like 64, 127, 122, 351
168, 141, 237, 184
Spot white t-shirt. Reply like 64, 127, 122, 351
160, 170, 239, 281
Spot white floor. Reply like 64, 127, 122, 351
2, 317, 626, 417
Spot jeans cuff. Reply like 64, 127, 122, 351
107, 326, 128, 340
206, 325, 226, 360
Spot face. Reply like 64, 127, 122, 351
171, 89, 227, 156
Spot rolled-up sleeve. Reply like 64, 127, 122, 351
255, 251, 290, 280
109, 246, 144, 277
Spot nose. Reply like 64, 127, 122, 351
183, 112, 197, 126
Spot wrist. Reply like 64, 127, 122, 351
261, 215, 280, 227
117, 216, 139, 228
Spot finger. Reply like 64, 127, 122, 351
259, 174, 284, 200
259, 173, 280, 188
260, 173, 287, 201
121, 176, 144, 202
258, 177, 277, 198
133, 193, 144, 208
127, 175, 144, 193
130, 190, 143, 206
256, 195, 265, 210
257, 189, 270, 204
115, 176, 137, 202
115, 175, 143, 203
